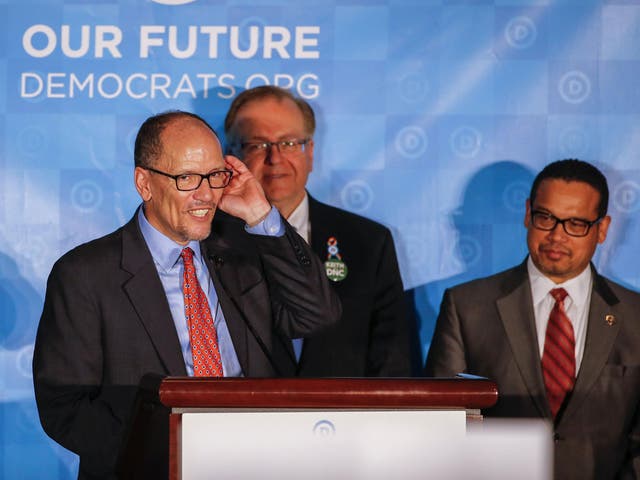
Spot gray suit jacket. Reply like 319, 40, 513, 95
425, 261, 640, 480
33, 209, 341, 479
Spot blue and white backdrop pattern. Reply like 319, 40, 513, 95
2, 0, 640, 477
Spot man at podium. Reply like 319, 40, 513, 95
32, 111, 341, 479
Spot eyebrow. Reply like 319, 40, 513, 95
532, 207, 596, 221
244, 134, 305, 142
175, 167, 228, 175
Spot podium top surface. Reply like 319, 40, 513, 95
153, 377, 498, 410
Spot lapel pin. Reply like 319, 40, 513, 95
605, 314, 616, 326
324, 236, 348, 282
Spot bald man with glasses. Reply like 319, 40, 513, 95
33, 110, 341, 479
425, 159, 640, 479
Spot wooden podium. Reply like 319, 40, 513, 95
118, 375, 498, 480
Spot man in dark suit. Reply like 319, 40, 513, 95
425, 159, 640, 479
32, 111, 341, 479
224, 86, 413, 376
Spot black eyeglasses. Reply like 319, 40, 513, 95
235, 138, 310, 159
530, 210, 602, 237
144, 167, 233, 191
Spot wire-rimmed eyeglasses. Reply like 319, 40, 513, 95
234, 138, 310, 160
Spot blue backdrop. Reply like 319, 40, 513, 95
2, 0, 640, 478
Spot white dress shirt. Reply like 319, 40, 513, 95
287, 193, 311, 243
527, 256, 593, 373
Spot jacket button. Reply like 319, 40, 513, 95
553, 433, 560, 443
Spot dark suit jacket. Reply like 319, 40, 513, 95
295, 195, 412, 377
425, 261, 640, 479
32, 209, 341, 479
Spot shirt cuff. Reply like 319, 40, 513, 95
244, 206, 285, 237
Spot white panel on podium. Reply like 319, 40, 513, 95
180, 412, 551, 480
181, 409, 465, 479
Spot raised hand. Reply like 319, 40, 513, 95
219, 155, 272, 225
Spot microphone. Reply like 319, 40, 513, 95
208, 254, 224, 268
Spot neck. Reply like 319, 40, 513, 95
274, 194, 305, 219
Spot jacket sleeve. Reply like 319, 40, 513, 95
32, 254, 131, 478
250, 221, 342, 339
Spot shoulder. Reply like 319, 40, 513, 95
57, 226, 124, 265
46, 225, 128, 288
49, 214, 144, 275
209, 209, 246, 236
447, 263, 527, 298
309, 197, 392, 238
208, 210, 258, 251
594, 273, 640, 306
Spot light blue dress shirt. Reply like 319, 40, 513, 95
138, 206, 284, 376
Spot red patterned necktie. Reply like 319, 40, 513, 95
541, 287, 576, 418
181, 247, 223, 377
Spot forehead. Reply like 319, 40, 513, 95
234, 96, 306, 136
159, 117, 224, 169
533, 179, 601, 216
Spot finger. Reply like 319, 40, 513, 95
224, 155, 247, 173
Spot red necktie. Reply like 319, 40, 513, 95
541, 288, 576, 418
181, 247, 223, 377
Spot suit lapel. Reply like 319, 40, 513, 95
561, 270, 620, 423
200, 236, 251, 374
308, 195, 328, 260
301, 196, 333, 369
496, 264, 549, 417
120, 215, 187, 375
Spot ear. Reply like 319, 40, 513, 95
597, 215, 611, 244
134, 167, 152, 202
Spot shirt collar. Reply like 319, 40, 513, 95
286, 193, 310, 243
527, 255, 593, 308
137, 205, 203, 272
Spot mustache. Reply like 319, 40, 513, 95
189, 200, 217, 208
539, 243, 571, 255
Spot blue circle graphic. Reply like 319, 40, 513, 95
312, 419, 336, 437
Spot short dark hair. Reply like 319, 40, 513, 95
223, 85, 316, 150
529, 159, 609, 218
134, 110, 219, 168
